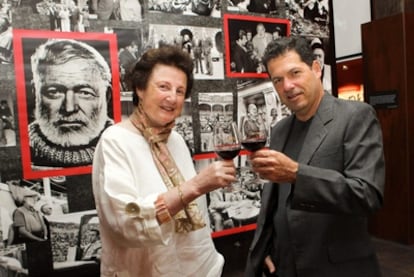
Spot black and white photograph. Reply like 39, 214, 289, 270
148, 0, 221, 18
112, 27, 145, 93
0, 242, 28, 276
237, 80, 282, 143
223, 13, 290, 78
13, 30, 121, 179
48, 210, 100, 275
0, 11, 12, 64
197, 91, 234, 153
286, 0, 330, 37
309, 36, 332, 95
174, 99, 195, 155
33, 0, 144, 31
148, 23, 225, 80
207, 164, 262, 233
226, 0, 286, 16
120, 93, 134, 121
0, 177, 69, 276
0, 84, 16, 148
192, 158, 261, 235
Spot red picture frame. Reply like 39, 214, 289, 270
223, 14, 290, 79
13, 30, 121, 179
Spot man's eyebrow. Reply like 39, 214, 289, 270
43, 83, 95, 90
72, 84, 95, 90
271, 76, 282, 82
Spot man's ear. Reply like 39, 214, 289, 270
106, 85, 112, 103
106, 86, 113, 117
30, 80, 37, 106
31, 83, 35, 97
312, 60, 322, 79
136, 88, 144, 100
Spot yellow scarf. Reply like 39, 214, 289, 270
129, 105, 205, 233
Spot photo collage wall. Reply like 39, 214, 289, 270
0, 0, 335, 275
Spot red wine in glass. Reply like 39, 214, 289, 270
240, 116, 268, 184
215, 147, 240, 160
213, 122, 241, 160
213, 122, 241, 191
241, 139, 267, 152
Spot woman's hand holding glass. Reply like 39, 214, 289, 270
190, 160, 237, 195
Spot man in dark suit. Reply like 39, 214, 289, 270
245, 36, 385, 277
231, 29, 257, 73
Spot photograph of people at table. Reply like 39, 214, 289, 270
208, 166, 262, 231
245, 36, 385, 277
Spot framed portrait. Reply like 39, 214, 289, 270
147, 23, 225, 80
223, 14, 290, 78
13, 30, 122, 179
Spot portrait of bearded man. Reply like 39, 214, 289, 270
28, 38, 114, 168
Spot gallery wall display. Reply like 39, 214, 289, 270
0, 0, 335, 275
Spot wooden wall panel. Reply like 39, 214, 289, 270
371, 0, 404, 19
371, 0, 414, 19
362, 12, 414, 244
405, 12, 414, 243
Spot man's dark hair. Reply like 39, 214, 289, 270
238, 29, 247, 40
274, 26, 282, 34
126, 45, 194, 106
262, 36, 315, 73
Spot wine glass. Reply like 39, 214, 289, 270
240, 113, 268, 184
213, 121, 241, 161
240, 119, 267, 152
213, 121, 241, 191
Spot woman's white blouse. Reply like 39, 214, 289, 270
92, 124, 224, 277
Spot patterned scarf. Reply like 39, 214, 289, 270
129, 105, 205, 233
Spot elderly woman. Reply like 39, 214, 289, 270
92, 45, 236, 276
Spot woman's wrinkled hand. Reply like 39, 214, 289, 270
192, 160, 237, 195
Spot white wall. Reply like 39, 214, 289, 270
333, 0, 372, 60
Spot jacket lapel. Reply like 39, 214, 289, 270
297, 93, 334, 164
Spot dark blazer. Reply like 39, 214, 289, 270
245, 93, 385, 277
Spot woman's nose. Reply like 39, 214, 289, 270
166, 90, 178, 102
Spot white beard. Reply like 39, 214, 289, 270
36, 106, 109, 147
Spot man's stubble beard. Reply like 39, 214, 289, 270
36, 105, 109, 147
